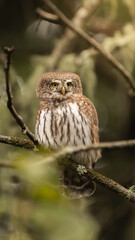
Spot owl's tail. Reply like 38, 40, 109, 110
59, 168, 96, 199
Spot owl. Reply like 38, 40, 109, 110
35, 72, 101, 198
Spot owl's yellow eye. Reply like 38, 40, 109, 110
52, 82, 58, 88
67, 82, 71, 87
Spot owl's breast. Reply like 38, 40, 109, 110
35, 102, 92, 148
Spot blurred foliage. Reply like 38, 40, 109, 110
0, 0, 135, 240
0, 151, 100, 240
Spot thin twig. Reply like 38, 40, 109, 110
66, 139, 135, 153
0, 134, 135, 152
4, 47, 39, 146
40, 0, 104, 70
35, 18, 42, 32
36, 7, 60, 24
37, 8, 124, 35
43, 0, 135, 93
0, 135, 36, 150
36, 139, 135, 166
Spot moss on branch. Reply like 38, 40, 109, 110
0, 135, 36, 150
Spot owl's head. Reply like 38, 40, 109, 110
36, 72, 82, 100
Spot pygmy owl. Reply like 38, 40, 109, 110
35, 72, 101, 198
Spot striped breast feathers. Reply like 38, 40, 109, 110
35, 102, 92, 148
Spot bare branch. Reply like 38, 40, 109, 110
38, 0, 103, 25
43, 0, 135, 93
4, 47, 39, 146
0, 133, 135, 152
36, 139, 135, 166
41, 0, 104, 70
36, 7, 60, 24
66, 139, 135, 152
0, 135, 36, 150
37, 7, 124, 35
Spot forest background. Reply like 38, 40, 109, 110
0, 0, 135, 240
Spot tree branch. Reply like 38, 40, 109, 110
61, 159, 135, 203
40, 0, 104, 71
0, 153, 135, 202
0, 135, 135, 201
36, 7, 60, 24
66, 139, 135, 152
4, 47, 39, 146
35, 149, 135, 203
0, 135, 36, 150
43, 0, 135, 93
0, 134, 135, 151
35, 139, 135, 167
36, 8, 123, 35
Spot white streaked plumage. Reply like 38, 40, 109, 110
35, 103, 92, 147
35, 103, 94, 167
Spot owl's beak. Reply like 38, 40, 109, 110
62, 87, 65, 95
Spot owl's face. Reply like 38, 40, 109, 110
36, 72, 82, 100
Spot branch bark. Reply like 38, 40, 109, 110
0, 135, 36, 150
43, 0, 135, 93
0, 154, 135, 202
4, 47, 39, 146
35, 149, 135, 203
0, 135, 135, 202
60, 159, 135, 203
0, 134, 135, 151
